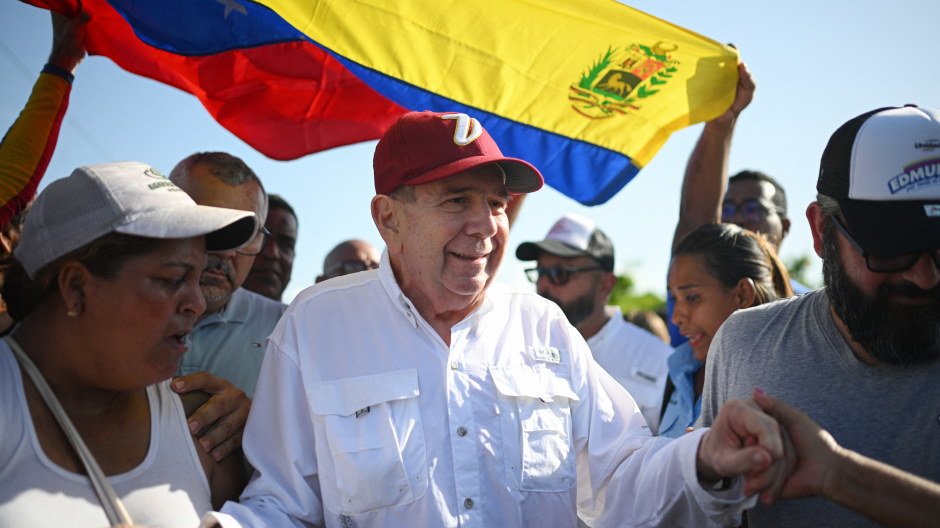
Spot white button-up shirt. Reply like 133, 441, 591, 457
586, 306, 674, 435
204, 252, 752, 528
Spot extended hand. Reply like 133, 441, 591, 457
696, 398, 784, 495
172, 372, 251, 461
752, 388, 840, 500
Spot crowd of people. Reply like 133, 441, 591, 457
1, 11, 939, 528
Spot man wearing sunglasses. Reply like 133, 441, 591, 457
170, 152, 288, 400
697, 106, 940, 527
315, 238, 381, 283
517, 214, 673, 435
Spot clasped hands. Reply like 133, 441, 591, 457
696, 389, 836, 505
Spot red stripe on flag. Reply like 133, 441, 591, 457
25, 0, 407, 161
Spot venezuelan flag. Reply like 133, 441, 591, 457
24, 0, 407, 161
27, 0, 738, 205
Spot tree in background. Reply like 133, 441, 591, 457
784, 254, 820, 290
608, 273, 665, 314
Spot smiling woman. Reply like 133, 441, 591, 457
660, 223, 793, 438
0, 162, 256, 527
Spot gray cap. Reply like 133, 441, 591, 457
15, 161, 258, 278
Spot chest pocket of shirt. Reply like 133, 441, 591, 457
307, 369, 428, 515
490, 366, 580, 492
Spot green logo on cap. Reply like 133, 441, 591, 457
143, 167, 165, 179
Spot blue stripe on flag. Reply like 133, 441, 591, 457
107, 0, 641, 204
107, 0, 304, 56
331, 54, 640, 205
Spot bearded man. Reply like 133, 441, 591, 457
516, 214, 673, 435
697, 106, 940, 527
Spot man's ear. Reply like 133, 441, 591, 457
781, 215, 791, 240
806, 202, 825, 258
57, 261, 91, 316
733, 276, 757, 308
599, 271, 617, 300
371, 195, 403, 255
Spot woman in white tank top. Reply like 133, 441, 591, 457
0, 162, 256, 527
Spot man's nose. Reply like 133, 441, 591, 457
536, 274, 552, 295
260, 237, 280, 259
901, 252, 940, 290
466, 200, 498, 237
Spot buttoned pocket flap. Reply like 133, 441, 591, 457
308, 369, 419, 417
490, 367, 580, 402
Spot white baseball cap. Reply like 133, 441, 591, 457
15, 161, 258, 278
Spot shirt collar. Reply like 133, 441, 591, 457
667, 342, 703, 392
376, 249, 495, 335
196, 287, 250, 329
586, 305, 623, 347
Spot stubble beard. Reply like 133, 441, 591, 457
201, 254, 236, 304
541, 289, 597, 328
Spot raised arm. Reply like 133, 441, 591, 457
672, 61, 756, 252
0, 11, 88, 229
754, 389, 940, 527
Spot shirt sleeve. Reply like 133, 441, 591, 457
0, 65, 73, 227
202, 340, 324, 528
570, 329, 753, 528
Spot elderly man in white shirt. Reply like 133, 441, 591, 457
203, 111, 788, 528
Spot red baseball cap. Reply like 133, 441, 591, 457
373, 111, 544, 196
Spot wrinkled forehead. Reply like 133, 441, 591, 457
419, 165, 510, 200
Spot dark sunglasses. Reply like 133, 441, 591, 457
525, 265, 603, 285
325, 259, 380, 278
721, 200, 786, 223
831, 215, 940, 273
235, 226, 273, 256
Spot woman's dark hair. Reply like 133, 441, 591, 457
1, 233, 166, 321
673, 223, 794, 306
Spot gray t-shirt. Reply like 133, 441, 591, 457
697, 288, 940, 528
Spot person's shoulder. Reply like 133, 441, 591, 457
617, 318, 674, 356
719, 289, 823, 339
488, 282, 565, 317
789, 278, 814, 295
239, 288, 288, 317
284, 270, 382, 314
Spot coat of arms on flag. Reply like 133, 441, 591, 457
570, 42, 679, 120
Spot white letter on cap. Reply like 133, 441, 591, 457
442, 113, 483, 146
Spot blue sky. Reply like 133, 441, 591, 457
2, 0, 938, 302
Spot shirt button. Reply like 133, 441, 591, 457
464, 498, 474, 509
450, 361, 459, 370
457, 426, 467, 436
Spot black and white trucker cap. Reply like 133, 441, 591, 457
818, 105, 940, 256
